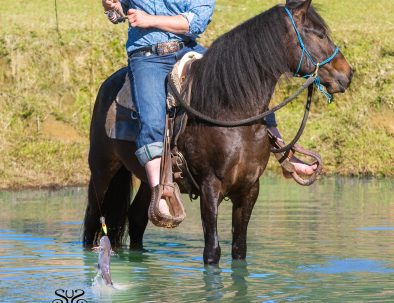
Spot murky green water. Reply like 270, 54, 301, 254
0, 177, 393, 303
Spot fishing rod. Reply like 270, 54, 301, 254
105, 9, 128, 23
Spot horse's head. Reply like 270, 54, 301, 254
284, 0, 353, 94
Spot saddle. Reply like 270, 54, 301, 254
106, 51, 322, 228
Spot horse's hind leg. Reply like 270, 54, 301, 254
200, 179, 223, 265
128, 181, 151, 250
103, 166, 132, 247
230, 181, 259, 260
84, 176, 111, 247
83, 160, 121, 247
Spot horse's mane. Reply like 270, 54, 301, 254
186, 4, 329, 118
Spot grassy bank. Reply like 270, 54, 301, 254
0, 0, 393, 189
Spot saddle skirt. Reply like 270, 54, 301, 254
105, 51, 202, 142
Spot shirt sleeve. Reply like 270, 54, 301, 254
180, 0, 215, 39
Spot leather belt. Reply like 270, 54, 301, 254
128, 41, 187, 58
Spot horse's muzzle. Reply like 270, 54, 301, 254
327, 68, 353, 94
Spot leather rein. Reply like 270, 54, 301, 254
167, 75, 316, 154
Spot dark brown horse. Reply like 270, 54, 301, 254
83, 0, 353, 264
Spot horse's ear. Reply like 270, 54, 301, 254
286, 0, 312, 23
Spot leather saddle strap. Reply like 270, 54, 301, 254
267, 130, 296, 173
160, 112, 175, 194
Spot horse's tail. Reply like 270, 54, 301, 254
102, 165, 131, 247
84, 165, 131, 247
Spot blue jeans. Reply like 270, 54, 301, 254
265, 112, 277, 128
128, 42, 207, 166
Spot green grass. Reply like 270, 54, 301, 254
0, 0, 393, 188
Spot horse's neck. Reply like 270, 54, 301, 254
258, 74, 284, 111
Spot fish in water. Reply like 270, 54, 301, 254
95, 235, 113, 286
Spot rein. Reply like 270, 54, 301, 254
168, 76, 315, 154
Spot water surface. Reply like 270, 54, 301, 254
0, 177, 393, 302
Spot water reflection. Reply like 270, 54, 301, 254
300, 258, 394, 274
0, 177, 393, 302
229, 261, 249, 302
203, 266, 224, 301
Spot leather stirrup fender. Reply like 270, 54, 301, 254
148, 113, 187, 228
268, 130, 323, 186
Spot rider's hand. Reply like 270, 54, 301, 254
127, 9, 153, 28
102, 0, 116, 11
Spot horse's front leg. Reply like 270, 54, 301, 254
230, 181, 259, 260
200, 178, 223, 265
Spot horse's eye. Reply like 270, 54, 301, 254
304, 28, 326, 39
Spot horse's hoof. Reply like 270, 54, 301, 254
203, 246, 221, 265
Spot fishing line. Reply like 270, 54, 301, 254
92, 178, 108, 235
54, 0, 62, 44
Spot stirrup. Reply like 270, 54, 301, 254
148, 183, 186, 228
271, 138, 323, 186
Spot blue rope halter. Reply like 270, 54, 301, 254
284, 7, 340, 103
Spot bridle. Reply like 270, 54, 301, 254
284, 7, 340, 103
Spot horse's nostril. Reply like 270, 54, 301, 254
337, 75, 351, 91
347, 70, 354, 86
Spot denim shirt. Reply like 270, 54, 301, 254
119, 0, 215, 53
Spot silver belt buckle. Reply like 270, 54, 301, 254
156, 41, 180, 56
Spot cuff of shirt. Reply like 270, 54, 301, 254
180, 12, 197, 38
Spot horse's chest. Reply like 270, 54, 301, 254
214, 126, 270, 186
180, 125, 270, 188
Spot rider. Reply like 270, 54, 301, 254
101, 0, 316, 216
